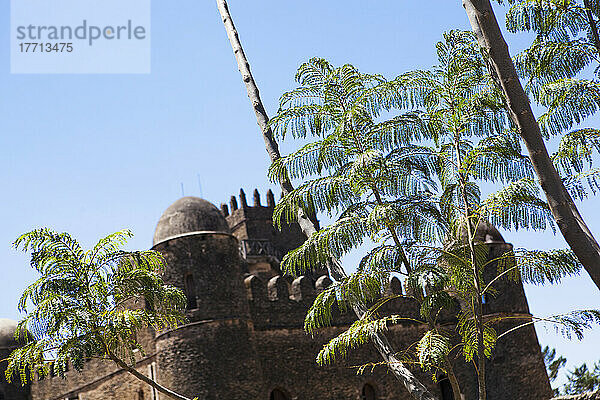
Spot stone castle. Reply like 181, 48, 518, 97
0, 190, 553, 400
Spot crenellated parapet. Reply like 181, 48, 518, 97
244, 274, 423, 330
221, 188, 276, 217
244, 274, 322, 329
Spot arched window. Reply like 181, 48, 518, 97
185, 273, 197, 309
438, 375, 455, 400
362, 383, 377, 400
270, 388, 290, 400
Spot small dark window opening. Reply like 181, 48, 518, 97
138, 388, 145, 400
185, 274, 197, 309
362, 383, 377, 400
270, 388, 290, 400
439, 375, 455, 400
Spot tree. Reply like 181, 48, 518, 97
543, 346, 567, 396
7, 228, 194, 400
268, 31, 600, 400
461, 0, 600, 292
564, 362, 600, 395
504, 0, 600, 203
215, 1, 438, 399
542, 346, 600, 395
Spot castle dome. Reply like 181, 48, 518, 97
153, 197, 231, 246
473, 220, 505, 243
458, 219, 505, 244
0, 318, 19, 349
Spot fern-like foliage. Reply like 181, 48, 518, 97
7, 228, 186, 384
479, 178, 555, 232
304, 269, 391, 336
553, 128, 600, 198
416, 330, 452, 376
269, 53, 445, 277
544, 309, 600, 340
564, 167, 600, 199
515, 248, 582, 284
458, 312, 498, 362
506, 0, 600, 195
316, 314, 418, 366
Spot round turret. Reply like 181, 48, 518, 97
151, 198, 262, 399
153, 197, 230, 246
152, 197, 242, 320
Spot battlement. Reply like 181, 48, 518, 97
243, 274, 424, 330
221, 188, 276, 217
223, 189, 285, 238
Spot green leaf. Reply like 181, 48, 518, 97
416, 331, 452, 373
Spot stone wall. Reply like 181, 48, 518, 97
31, 356, 156, 400
244, 270, 553, 400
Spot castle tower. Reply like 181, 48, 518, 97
152, 197, 264, 400
222, 188, 325, 281
0, 319, 30, 400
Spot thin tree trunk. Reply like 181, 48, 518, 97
465, 217, 486, 400
453, 125, 486, 400
356, 302, 441, 400
462, 0, 600, 292
215, 1, 438, 399
443, 359, 463, 400
106, 350, 192, 400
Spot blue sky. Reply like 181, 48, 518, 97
1, 0, 598, 387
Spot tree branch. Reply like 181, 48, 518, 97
106, 350, 193, 400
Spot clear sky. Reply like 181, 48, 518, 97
1, 0, 598, 387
